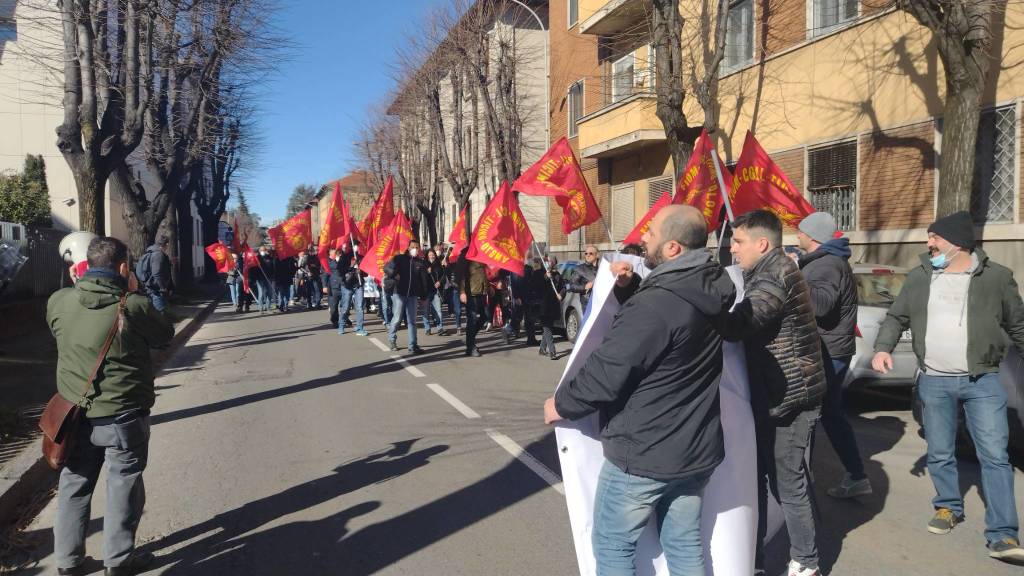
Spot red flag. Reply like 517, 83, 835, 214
623, 192, 672, 246
361, 176, 396, 249
240, 243, 258, 294
268, 210, 312, 259
393, 208, 413, 253
513, 136, 602, 234
317, 183, 352, 270
230, 217, 243, 254
205, 242, 233, 274
448, 204, 469, 256
358, 211, 414, 280
730, 131, 814, 226
673, 129, 728, 232
466, 181, 534, 276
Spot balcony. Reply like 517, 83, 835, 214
577, 93, 664, 159
579, 0, 646, 35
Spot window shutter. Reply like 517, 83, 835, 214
647, 176, 674, 207
808, 141, 857, 231
611, 183, 635, 241
972, 105, 1017, 224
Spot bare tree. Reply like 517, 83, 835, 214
895, 0, 1007, 216
54, 0, 154, 233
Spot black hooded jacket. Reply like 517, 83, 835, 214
555, 249, 737, 481
798, 237, 857, 358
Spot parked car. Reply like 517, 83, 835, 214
842, 264, 919, 389
554, 261, 586, 343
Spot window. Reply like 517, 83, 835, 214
611, 183, 635, 241
808, 140, 857, 231
568, 0, 578, 28
611, 53, 635, 103
811, 0, 858, 37
972, 105, 1017, 224
724, 0, 754, 72
568, 80, 584, 138
647, 176, 674, 207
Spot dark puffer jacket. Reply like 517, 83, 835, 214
722, 248, 826, 420
798, 237, 857, 358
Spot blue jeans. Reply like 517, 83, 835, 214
227, 283, 240, 307
148, 291, 167, 313
421, 291, 443, 331
254, 280, 271, 311
449, 289, 463, 329
276, 281, 291, 310
592, 459, 710, 576
388, 294, 419, 349
306, 277, 322, 308
820, 353, 865, 479
918, 372, 1019, 543
339, 286, 364, 334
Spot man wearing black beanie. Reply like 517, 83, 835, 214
872, 210, 1024, 563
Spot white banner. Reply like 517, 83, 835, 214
554, 255, 781, 576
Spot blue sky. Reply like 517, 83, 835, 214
241, 0, 446, 223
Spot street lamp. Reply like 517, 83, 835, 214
507, 0, 550, 248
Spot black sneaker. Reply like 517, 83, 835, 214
989, 538, 1024, 563
388, 340, 398, 352
104, 551, 155, 576
927, 508, 964, 534
410, 346, 425, 355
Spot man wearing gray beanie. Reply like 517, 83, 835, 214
796, 212, 871, 500
872, 210, 1024, 563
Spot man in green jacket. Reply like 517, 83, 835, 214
872, 211, 1024, 563
49, 237, 174, 576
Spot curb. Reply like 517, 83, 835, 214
0, 294, 222, 531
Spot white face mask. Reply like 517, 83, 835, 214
259, 251, 267, 257
353, 245, 359, 254
409, 248, 419, 257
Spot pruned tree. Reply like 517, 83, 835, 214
54, 0, 154, 233
896, 0, 1008, 217
286, 184, 316, 218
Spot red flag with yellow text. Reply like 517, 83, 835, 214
513, 137, 601, 234
673, 129, 728, 231
730, 131, 814, 226
268, 210, 312, 260
240, 243, 258, 294
361, 176, 396, 249
317, 183, 350, 270
448, 204, 469, 256
466, 181, 533, 276
358, 211, 414, 280
623, 192, 671, 246
205, 242, 233, 274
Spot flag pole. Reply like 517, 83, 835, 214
709, 147, 736, 223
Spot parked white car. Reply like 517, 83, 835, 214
843, 264, 919, 389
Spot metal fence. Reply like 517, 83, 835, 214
2, 227, 71, 301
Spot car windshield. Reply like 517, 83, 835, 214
855, 271, 907, 308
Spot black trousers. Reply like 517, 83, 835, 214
327, 291, 339, 326
465, 295, 485, 353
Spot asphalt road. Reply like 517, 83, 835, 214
17, 301, 1024, 575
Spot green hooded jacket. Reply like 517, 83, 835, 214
47, 272, 175, 418
874, 248, 1024, 376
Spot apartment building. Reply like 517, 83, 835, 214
391, 0, 550, 249
568, 0, 1024, 270
309, 170, 377, 241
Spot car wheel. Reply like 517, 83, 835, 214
565, 308, 581, 343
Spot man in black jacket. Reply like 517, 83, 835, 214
568, 245, 599, 309
384, 241, 430, 353
544, 205, 735, 575
796, 212, 870, 500
722, 209, 826, 576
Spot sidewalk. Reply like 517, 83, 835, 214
0, 284, 223, 567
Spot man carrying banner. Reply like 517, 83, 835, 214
544, 205, 735, 576
720, 209, 826, 576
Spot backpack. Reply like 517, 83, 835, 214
135, 250, 156, 290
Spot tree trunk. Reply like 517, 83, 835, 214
174, 192, 194, 287
112, 168, 150, 258
73, 166, 106, 234
938, 77, 984, 216
650, 0, 702, 181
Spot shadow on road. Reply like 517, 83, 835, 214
143, 432, 556, 575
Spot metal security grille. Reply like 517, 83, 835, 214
647, 176, 674, 207
808, 140, 857, 231
972, 105, 1017, 224
611, 183, 635, 241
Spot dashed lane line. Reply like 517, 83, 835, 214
390, 355, 426, 378
425, 383, 481, 419
368, 336, 391, 352
485, 428, 565, 495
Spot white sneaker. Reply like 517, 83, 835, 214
788, 560, 820, 576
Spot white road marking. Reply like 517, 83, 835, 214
426, 383, 481, 419
390, 355, 426, 378
368, 337, 391, 352
485, 428, 565, 495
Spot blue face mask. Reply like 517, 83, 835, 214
930, 247, 958, 269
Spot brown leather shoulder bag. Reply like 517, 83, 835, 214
39, 294, 127, 470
